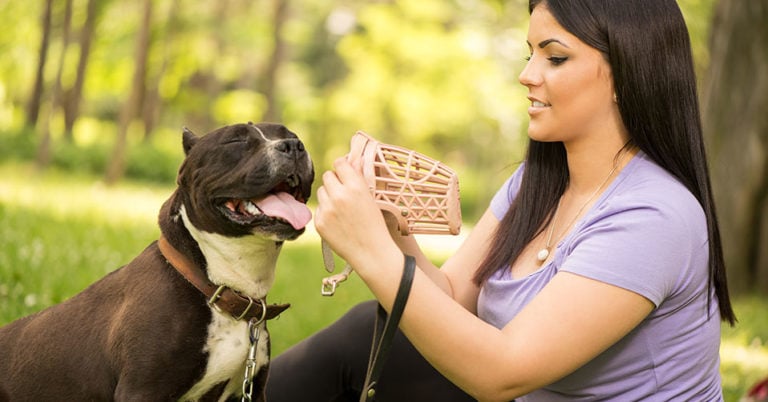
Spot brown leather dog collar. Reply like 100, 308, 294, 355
157, 236, 289, 322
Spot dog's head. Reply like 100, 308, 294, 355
175, 122, 314, 242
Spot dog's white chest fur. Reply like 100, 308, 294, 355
181, 312, 269, 401
179, 206, 281, 401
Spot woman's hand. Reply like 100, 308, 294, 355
315, 157, 399, 270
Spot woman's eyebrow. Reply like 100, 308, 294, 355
526, 38, 571, 49
539, 38, 570, 48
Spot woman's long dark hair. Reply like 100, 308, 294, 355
472, 0, 736, 325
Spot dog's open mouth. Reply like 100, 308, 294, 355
222, 174, 312, 230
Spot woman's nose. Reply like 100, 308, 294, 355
518, 58, 541, 87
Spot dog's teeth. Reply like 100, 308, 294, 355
244, 201, 262, 216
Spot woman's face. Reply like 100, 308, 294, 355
519, 5, 617, 144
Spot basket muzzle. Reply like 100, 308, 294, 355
347, 131, 461, 236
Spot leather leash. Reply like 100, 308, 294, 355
360, 255, 416, 402
157, 236, 289, 321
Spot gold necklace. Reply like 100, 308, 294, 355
535, 147, 630, 263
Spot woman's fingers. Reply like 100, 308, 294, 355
315, 158, 391, 265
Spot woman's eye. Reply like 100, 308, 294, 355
523, 55, 567, 66
548, 56, 568, 66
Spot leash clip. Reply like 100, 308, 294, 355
321, 280, 338, 296
241, 317, 262, 402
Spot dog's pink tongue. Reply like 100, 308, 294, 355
255, 192, 312, 230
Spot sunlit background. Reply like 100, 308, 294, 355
1, 0, 765, 400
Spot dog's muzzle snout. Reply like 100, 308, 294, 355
275, 138, 306, 160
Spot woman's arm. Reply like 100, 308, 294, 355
316, 158, 654, 401
384, 209, 500, 314
392, 269, 653, 401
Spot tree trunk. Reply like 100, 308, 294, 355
702, 0, 768, 294
262, 0, 289, 122
36, 0, 74, 168
182, 0, 228, 131
142, 0, 179, 142
25, 0, 54, 128
62, 0, 101, 140
105, 0, 152, 184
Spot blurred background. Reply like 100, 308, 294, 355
0, 0, 766, 400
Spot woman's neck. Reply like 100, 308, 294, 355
563, 136, 634, 196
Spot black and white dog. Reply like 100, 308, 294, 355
0, 122, 314, 401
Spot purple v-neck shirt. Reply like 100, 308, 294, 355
477, 152, 723, 401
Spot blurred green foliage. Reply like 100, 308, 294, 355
0, 0, 715, 221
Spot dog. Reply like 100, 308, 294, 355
0, 122, 314, 401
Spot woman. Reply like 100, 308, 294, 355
267, 0, 735, 400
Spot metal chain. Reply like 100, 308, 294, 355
241, 318, 261, 402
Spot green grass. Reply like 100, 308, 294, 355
721, 295, 768, 401
1, 161, 766, 400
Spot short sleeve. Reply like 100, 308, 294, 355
490, 164, 525, 220
559, 195, 707, 306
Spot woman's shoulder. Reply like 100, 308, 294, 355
564, 152, 710, 305
600, 151, 706, 238
613, 152, 702, 213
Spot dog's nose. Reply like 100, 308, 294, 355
275, 138, 306, 159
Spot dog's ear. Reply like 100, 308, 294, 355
182, 127, 198, 156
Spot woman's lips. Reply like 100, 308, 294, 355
528, 99, 551, 115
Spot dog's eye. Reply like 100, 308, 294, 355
223, 138, 248, 145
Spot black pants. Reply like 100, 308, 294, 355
266, 300, 475, 402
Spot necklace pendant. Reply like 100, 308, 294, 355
536, 248, 550, 262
